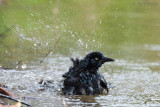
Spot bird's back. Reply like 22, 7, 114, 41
62, 58, 81, 78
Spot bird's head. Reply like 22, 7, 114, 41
82, 52, 114, 70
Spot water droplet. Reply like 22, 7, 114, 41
86, 44, 88, 49
46, 25, 49, 28
22, 64, 27, 69
78, 39, 82, 43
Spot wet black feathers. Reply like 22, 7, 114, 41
62, 52, 114, 95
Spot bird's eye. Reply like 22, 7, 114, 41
95, 57, 99, 60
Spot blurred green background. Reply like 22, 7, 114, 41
0, 0, 160, 68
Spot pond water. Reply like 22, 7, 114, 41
0, 0, 160, 106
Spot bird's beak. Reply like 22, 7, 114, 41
102, 57, 114, 63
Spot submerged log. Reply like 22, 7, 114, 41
0, 87, 15, 97
0, 94, 32, 107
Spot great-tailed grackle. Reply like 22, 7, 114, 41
62, 52, 114, 95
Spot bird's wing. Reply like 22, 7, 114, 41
63, 76, 80, 87
99, 74, 108, 91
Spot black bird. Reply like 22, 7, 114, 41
62, 52, 114, 95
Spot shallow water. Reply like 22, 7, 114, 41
0, 44, 160, 106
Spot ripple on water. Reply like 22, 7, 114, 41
144, 44, 160, 51
0, 55, 160, 106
